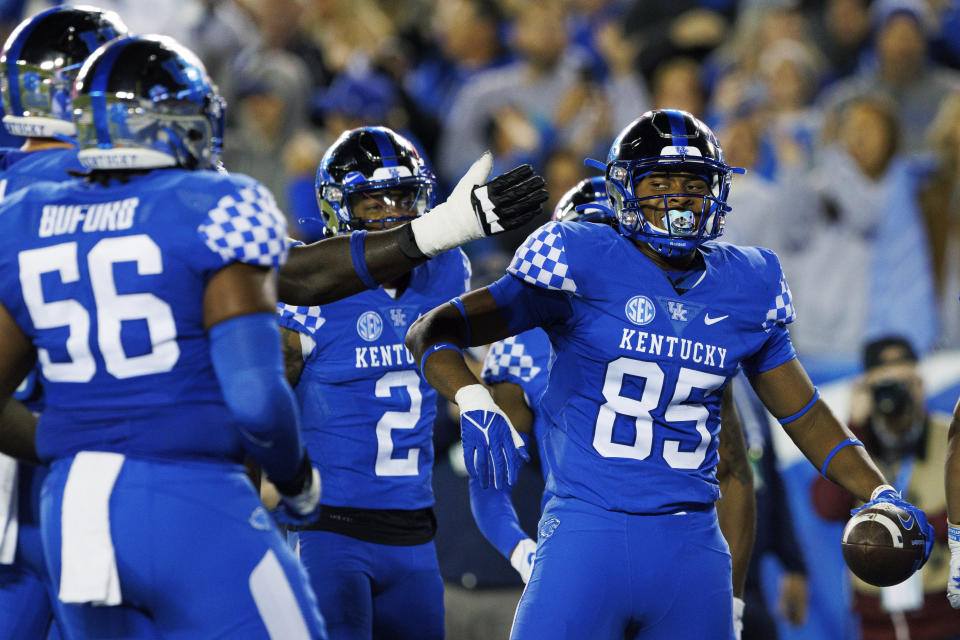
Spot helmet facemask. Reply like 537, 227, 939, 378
608, 153, 733, 258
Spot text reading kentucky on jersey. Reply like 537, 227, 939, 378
492, 220, 796, 514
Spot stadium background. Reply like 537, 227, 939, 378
1, 0, 959, 638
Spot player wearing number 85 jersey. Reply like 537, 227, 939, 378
0, 35, 327, 638
276, 126, 473, 640
407, 109, 933, 639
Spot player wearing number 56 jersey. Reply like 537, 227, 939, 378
407, 109, 933, 639
0, 35, 326, 639
277, 127, 472, 640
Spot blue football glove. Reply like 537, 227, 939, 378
852, 484, 934, 571
456, 384, 529, 490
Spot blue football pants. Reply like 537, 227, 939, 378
41, 455, 327, 640
0, 464, 63, 640
510, 496, 734, 640
299, 529, 444, 640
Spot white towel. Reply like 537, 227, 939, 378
0, 454, 18, 564
59, 451, 125, 606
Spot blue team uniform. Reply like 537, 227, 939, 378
0, 145, 82, 640
0, 169, 326, 639
277, 248, 470, 640
481, 329, 553, 481
485, 220, 797, 640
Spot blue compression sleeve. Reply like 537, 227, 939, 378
469, 472, 528, 559
209, 312, 304, 486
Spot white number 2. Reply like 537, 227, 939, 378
374, 370, 422, 476
18, 235, 180, 382
592, 357, 725, 469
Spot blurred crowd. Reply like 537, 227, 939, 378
4, 0, 959, 374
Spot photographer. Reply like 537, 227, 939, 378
812, 336, 960, 639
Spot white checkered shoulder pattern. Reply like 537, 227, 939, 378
199, 184, 290, 268
277, 303, 325, 337
763, 276, 797, 330
482, 336, 542, 384
507, 222, 577, 294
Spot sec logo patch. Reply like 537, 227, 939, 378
625, 295, 656, 326
356, 310, 383, 342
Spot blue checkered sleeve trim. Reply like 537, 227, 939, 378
481, 336, 543, 385
507, 222, 577, 294
198, 184, 290, 267
763, 276, 797, 329
276, 303, 325, 337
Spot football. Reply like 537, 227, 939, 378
841, 502, 926, 587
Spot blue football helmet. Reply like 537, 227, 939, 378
0, 5, 127, 139
552, 176, 614, 223
71, 35, 225, 170
312, 127, 437, 235
590, 109, 744, 257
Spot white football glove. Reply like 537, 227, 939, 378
949, 522, 960, 609
733, 596, 745, 640
410, 153, 546, 257
510, 537, 537, 584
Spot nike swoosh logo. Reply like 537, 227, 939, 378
897, 513, 915, 530
704, 314, 729, 325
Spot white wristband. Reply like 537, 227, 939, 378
949, 521, 960, 548
455, 383, 498, 414
871, 484, 897, 501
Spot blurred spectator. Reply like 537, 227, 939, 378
818, 0, 960, 155
787, 97, 938, 374
921, 92, 960, 348
406, 0, 511, 122
438, 0, 648, 184
191, 1, 260, 107
622, 0, 735, 81
805, 0, 872, 85
221, 50, 311, 214
730, 374, 808, 640
651, 57, 707, 118
718, 113, 811, 265
812, 336, 960, 640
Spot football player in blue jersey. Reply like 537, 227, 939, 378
408, 109, 935, 639
0, 34, 330, 639
0, 7, 127, 640
275, 126, 491, 640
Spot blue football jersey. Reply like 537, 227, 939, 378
0, 169, 290, 463
0, 146, 81, 416
481, 328, 553, 478
0, 147, 84, 203
278, 249, 471, 510
498, 221, 797, 514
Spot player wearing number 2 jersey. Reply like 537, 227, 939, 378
277, 127, 475, 640
407, 109, 933, 639
0, 35, 328, 638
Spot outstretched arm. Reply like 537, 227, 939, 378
278, 157, 546, 306
715, 384, 755, 601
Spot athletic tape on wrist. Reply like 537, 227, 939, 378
419, 342, 463, 372
778, 388, 820, 425
350, 230, 378, 290
948, 522, 960, 544
449, 296, 470, 345
820, 438, 864, 478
